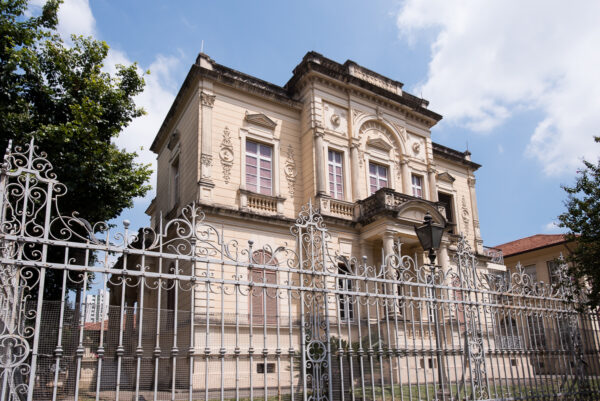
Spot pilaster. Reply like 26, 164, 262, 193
198, 90, 216, 202
314, 127, 327, 196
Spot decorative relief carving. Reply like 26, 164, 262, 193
412, 142, 421, 154
323, 102, 347, 135
352, 109, 363, 122
330, 114, 340, 127
284, 144, 297, 196
359, 120, 400, 156
394, 160, 403, 180
219, 127, 234, 184
201, 153, 213, 167
394, 124, 408, 142
200, 91, 216, 107
461, 195, 470, 236
376, 106, 384, 121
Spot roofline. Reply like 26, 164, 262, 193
432, 142, 481, 170
152, 52, 447, 153
284, 52, 443, 123
502, 239, 572, 258
151, 55, 300, 153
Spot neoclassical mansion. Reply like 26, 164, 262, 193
147, 51, 490, 272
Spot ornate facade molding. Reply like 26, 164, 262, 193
284, 144, 297, 196
461, 195, 470, 236
437, 171, 456, 183
201, 153, 213, 167
200, 91, 216, 108
244, 111, 277, 129
219, 127, 234, 184
314, 127, 325, 138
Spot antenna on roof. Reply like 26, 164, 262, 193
466, 139, 469, 151
201, 40, 204, 53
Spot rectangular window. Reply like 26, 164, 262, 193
257, 363, 276, 374
338, 264, 354, 321
438, 192, 454, 231
547, 260, 560, 285
171, 157, 180, 206
523, 265, 537, 281
369, 162, 388, 195
246, 140, 273, 195
412, 175, 423, 198
328, 150, 344, 199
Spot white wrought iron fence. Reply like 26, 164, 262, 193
0, 139, 599, 401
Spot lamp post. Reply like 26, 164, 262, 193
414, 212, 448, 399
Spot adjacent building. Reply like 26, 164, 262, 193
495, 234, 572, 285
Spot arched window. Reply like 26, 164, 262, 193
249, 250, 277, 325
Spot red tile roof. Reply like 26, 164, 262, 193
83, 320, 108, 331
495, 234, 569, 257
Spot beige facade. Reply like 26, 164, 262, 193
147, 52, 490, 269
127, 52, 512, 393
496, 234, 572, 286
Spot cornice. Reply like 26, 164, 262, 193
285, 52, 442, 125
432, 142, 481, 170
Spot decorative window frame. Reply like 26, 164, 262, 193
365, 153, 395, 195
239, 128, 284, 214
326, 144, 351, 202
437, 189, 458, 232
410, 170, 428, 200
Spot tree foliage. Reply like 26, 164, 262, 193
0, 0, 152, 225
0, 0, 152, 299
558, 136, 600, 307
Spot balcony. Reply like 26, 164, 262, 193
356, 187, 447, 224
483, 246, 504, 264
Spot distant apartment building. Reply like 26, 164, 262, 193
83, 289, 109, 323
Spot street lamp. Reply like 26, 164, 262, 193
414, 212, 449, 399
414, 212, 445, 265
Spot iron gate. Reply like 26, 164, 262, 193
0, 140, 600, 401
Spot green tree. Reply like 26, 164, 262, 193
0, 0, 152, 299
0, 0, 151, 225
558, 136, 600, 307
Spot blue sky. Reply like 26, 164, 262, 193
39, 0, 600, 247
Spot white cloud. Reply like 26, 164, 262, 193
109, 50, 182, 202
543, 221, 563, 233
40, 0, 181, 202
397, 0, 600, 176
29, 0, 96, 38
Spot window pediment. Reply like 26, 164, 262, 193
437, 171, 456, 183
245, 111, 277, 129
366, 137, 392, 152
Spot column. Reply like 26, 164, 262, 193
428, 167, 438, 202
382, 231, 396, 301
314, 128, 327, 196
199, 90, 216, 202
382, 231, 395, 263
439, 240, 450, 274
401, 160, 411, 195
350, 141, 361, 201
468, 176, 484, 254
